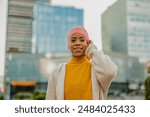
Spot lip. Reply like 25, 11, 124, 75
73, 47, 83, 50
73, 48, 83, 51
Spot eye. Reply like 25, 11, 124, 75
80, 37, 85, 42
71, 39, 76, 42
71, 38, 76, 43
80, 39, 85, 42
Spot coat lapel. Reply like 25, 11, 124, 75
56, 64, 66, 100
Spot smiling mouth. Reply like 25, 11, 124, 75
73, 49, 82, 52
73, 48, 83, 50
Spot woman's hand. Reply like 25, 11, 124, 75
85, 40, 94, 60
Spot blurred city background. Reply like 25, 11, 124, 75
0, 0, 150, 100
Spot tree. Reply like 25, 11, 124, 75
145, 76, 150, 100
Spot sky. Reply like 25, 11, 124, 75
52, 0, 117, 50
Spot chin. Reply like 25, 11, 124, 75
73, 53, 84, 57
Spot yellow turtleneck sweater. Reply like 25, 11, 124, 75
64, 56, 92, 100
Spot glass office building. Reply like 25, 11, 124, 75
6, 53, 46, 82
5, 53, 50, 99
102, 0, 150, 63
33, 2, 83, 54
101, 0, 147, 83
127, 0, 150, 63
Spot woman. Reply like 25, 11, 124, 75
46, 26, 118, 100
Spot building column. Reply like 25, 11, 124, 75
0, 0, 8, 99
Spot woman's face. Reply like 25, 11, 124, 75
68, 32, 88, 57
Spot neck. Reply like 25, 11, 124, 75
72, 55, 85, 59
68, 55, 88, 64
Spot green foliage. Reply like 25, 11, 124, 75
144, 76, 150, 100
0, 95, 4, 100
14, 92, 34, 100
13, 90, 46, 100
33, 90, 46, 100
147, 67, 150, 73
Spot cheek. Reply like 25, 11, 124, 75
84, 41, 88, 47
68, 45, 73, 51
83, 43, 88, 48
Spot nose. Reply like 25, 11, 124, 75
75, 40, 81, 45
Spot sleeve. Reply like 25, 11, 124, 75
85, 44, 118, 98
45, 68, 57, 100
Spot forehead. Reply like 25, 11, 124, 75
71, 32, 84, 37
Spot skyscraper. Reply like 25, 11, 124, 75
102, 0, 150, 63
7, 0, 35, 53
6, 0, 51, 53
5, 0, 52, 99
33, 2, 83, 55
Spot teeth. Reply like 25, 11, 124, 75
74, 48, 82, 49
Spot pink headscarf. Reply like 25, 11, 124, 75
68, 26, 90, 46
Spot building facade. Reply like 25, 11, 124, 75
102, 0, 150, 63
102, 0, 147, 84
33, 2, 83, 54
6, 0, 51, 53
5, 0, 52, 99
7, 0, 35, 53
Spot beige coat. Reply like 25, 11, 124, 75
46, 44, 118, 100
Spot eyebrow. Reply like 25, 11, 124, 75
71, 36, 85, 39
